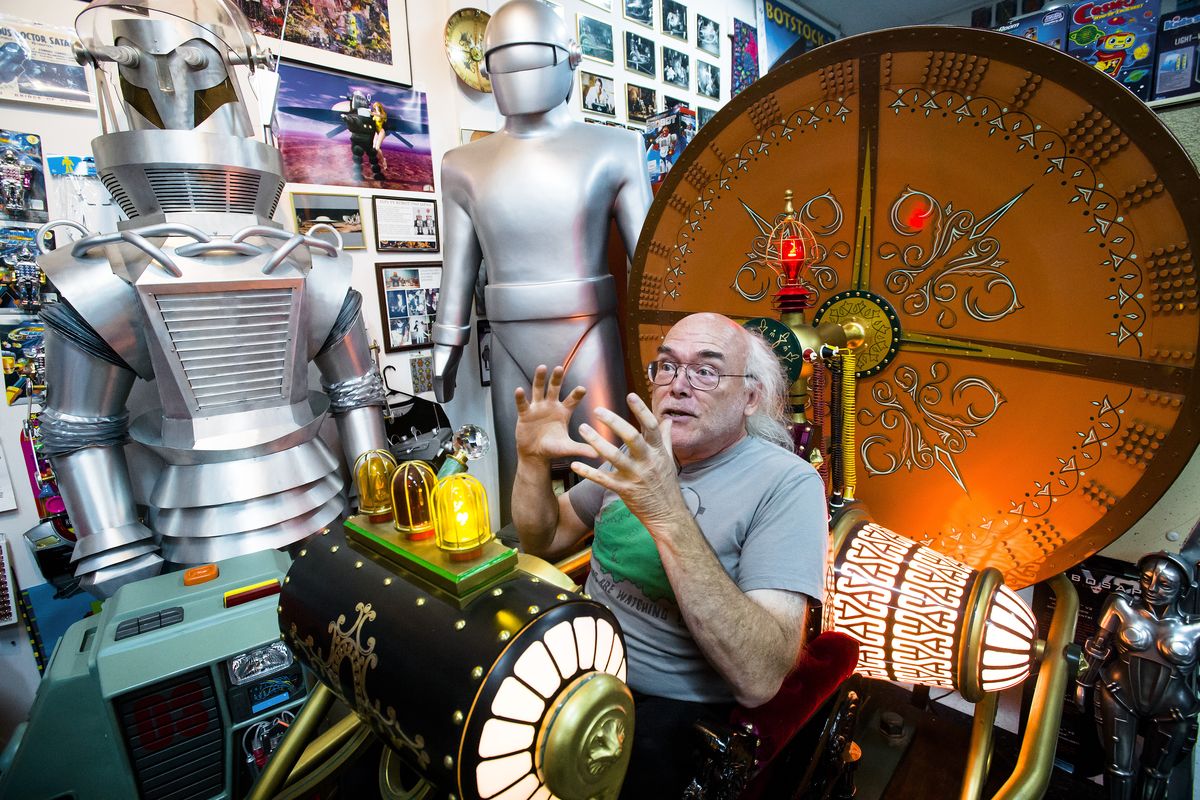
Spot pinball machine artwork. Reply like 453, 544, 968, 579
627, 27, 1200, 590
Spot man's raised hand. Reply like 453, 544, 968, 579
514, 365, 598, 464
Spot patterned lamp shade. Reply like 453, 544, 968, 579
391, 460, 438, 539
824, 514, 1038, 702
432, 473, 492, 560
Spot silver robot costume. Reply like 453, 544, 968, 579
37, 0, 387, 598
1076, 552, 1200, 800
433, 0, 652, 523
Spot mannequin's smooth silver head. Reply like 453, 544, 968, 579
484, 0, 580, 116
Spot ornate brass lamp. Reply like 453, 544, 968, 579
390, 460, 438, 540
432, 473, 493, 561
353, 449, 398, 523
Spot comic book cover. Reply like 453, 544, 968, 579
1067, 0, 1161, 100
642, 106, 697, 186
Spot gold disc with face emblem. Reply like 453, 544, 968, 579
445, 8, 492, 93
626, 27, 1200, 588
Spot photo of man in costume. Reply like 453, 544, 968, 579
512, 312, 828, 798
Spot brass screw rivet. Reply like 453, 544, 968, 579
452, 710, 464, 725
276, 605, 282, 613
556, 593, 569, 601
416, 597, 426, 606
331, 545, 339, 553
284, 576, 290, 584
321, 528, 329, 535
471, 666, 483, 680
384, 578, 392, 586
455, 620, 466, 630
528, 605, 540, 615
492, 588, 503, 596
530, 577, 540, 583
299, 549, 307, 557
444, 755, 454, 770
355, 561, 363, 569
498, 630, 511, 641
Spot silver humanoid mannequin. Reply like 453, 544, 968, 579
432, 0, 652, 524
1075, 552, 1200, 800
37, 0, 387, 598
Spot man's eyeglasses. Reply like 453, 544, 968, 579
647, 361, 752, 391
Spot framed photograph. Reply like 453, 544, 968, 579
665, 95, 690, 111
662, 46, 689, 89
291, 192, 365, 249
661, 0, 688, 41
625, 31, 655, 77
697, 60, 720, 100
578, 15, 614, 63
623, 0, 653, 27
276, 63, 433, 192
626, 83, 657, 123
580, 71, 617, 116
970, 6, 993, 27
477, 320, 492, 387
697, 106, 716, 129
995, 0, 1017, 26
233, 0, 412, 86
376, 263, 441, 353
697, 14, 720, 56
372, 196, 439, 252
580, 0, 613, 9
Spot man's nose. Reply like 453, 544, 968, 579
669, 368, 692, 395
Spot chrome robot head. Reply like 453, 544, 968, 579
484, 0, 581, 117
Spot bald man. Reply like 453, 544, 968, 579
512, 312, 829, 796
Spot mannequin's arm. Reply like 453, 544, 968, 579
432, 157, 483, 402
612, 132, 653, 264
314, 291, 388, 468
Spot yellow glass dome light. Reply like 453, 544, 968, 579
432, 473, 492, 561
353, 449, 398, 524
391, 460, 438, 540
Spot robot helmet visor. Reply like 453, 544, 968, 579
486, 42, 565, 75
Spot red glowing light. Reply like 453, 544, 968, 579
780, 236, 804, 281
906, 201, 931, 231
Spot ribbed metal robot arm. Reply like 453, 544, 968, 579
40, 324, 162, 598
314, 290, 388, 470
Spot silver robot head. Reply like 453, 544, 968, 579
484, 0, 581, 117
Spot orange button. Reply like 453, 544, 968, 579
183, 564, 219, 586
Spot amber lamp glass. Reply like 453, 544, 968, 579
390, 460, 438, 540
823, 516, 1038, 702
353, 449, 398, 523
431, 473, 492, 561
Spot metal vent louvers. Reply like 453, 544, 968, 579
114, 668, 224, 800
144, 168, 261, 214
156, 289, 293, 410
102, 173, 139, 219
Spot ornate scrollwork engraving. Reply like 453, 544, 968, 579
859, 360, 1006, 492
878, 186, 1026, 328
733, 192, 848, 303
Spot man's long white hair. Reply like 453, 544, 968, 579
743, 328, 792, 450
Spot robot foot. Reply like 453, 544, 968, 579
79, 551, 165, 599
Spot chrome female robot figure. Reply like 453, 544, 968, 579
37, 0, 387, 598
1076, 552, 1200, 800
432, 0, 652, 523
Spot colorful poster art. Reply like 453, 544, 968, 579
376, 263, 440, 353
0, 318, 44, 405
232, 0, 412, 85
0, 130, 47, 226
0, 17, 93, 109
275, 63, 433, 193
733, 18, 760, 96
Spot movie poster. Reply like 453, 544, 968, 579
0, 17, 92, 110
275, 62, 433, 192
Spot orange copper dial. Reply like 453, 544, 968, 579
626, 28, 1200, 588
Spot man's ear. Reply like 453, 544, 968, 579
743, 380, 762, 418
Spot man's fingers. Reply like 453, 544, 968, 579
659, 416, 675, 463
578, 422, 632, 470
625, 393, 661, 445
547, 365, 565, 400
593, 407, 649, 458
530, 364, 548, 400
514, 387, 530, 414
571, 460, 618, 492
562, 385, 588, 411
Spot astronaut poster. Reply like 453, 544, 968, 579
275, 63, 434, 193
0, 17, 93, 110
0, 131, 48, 226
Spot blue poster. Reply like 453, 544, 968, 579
756, 0, 839, 70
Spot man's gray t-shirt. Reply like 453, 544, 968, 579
567, 434, 828, 704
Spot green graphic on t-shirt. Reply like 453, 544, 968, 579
591, 500, 676, 603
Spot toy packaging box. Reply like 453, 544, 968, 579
0, 130, 47, 225
643, 106, 697, 186
994, 6, 1070, 50
1067, 0, 1162, 100
1153, 10, 1200, 100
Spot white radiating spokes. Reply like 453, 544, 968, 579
979, 585, 1038, 693
474, 607, 628, 800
